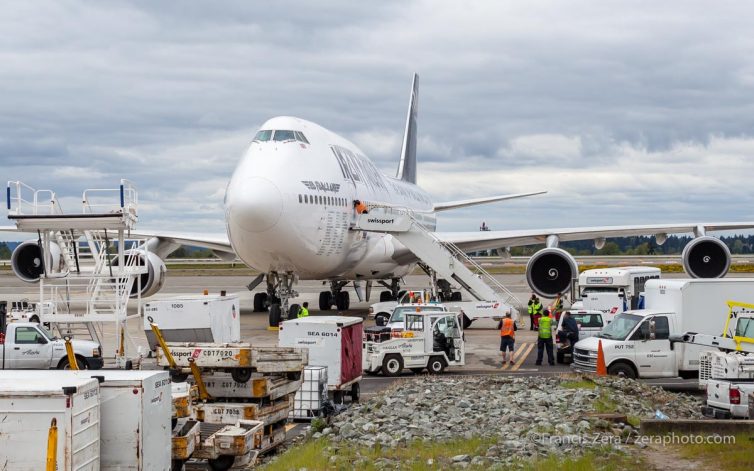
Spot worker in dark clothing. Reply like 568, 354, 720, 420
559, 311, 580, 348
528, 294, 543, 330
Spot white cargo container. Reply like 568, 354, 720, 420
143, 293, 241, 349
279, 316, 363, 402
2, 370, 172, 470
291, 366, 328, 419
0, 376, 100, 471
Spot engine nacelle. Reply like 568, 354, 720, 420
682, 236, 731, 278
114, 250, 167, 298
11, 240, 63, 282
526, 248, 579, 298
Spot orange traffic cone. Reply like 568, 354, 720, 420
596, 339, 607, 376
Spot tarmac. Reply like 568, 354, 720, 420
0, 269, 734, 395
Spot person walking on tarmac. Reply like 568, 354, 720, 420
535, 309, 555, 366
297, 302, 310, 318
499, 312, 517, 365
528, 294, 543, 330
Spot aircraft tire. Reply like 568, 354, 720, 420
336, 291, 350, 310
319, 291, 333, 310
288, 303, 300, 320
451, 291, 462, 301
269, 304, 282, 327
379, 291, 392, 302
253, 292, 267, 312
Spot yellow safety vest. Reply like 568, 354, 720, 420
298, 307, 309, 318
538, 315, 553, 339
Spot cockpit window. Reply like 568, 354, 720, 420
294, 131, 310, 144
273, 130, 297, 142
253, 130, 272, 142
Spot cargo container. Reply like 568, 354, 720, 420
279, 316, 363, 402
2, 370, 171, 470
143, 294, 241, 349
0, 375, 100, 470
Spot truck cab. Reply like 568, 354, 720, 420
363, 311, 465, 376
571, 267, 660, 317
0, 322, 103, 370
572, 310, 678, 379
382, 303, 448, 330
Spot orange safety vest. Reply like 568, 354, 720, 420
500, 318, 515, 338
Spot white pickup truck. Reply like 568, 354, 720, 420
369, 290, 510, 328
0, 322, 103, 370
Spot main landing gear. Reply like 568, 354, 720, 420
318, 281, 350, 311
251, 272, 298, 327
376, 278, 404, 302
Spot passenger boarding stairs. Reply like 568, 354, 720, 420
7, 180, 147, 363
354, 207, 524, 314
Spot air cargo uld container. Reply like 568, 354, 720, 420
143, 293, 241, 349
2, 370, 172, 470
279, 316, 363, 401
0, 376, 100, 471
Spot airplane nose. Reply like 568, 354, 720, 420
227, 177, 283, 233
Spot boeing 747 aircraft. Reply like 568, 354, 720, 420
6, 75, 754, 323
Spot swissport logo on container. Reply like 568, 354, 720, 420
367, 218, 395, 224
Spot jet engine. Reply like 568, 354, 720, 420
113, 250, 167, 298
682, 236, 731, 278
525, 248, 579, 298
11, 240, 63, 282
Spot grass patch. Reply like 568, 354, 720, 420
675, 433, 754, 471
592, 391, 619, 414
265, 439, 643, 471
560, 379, 597, 390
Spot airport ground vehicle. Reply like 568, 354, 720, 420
0, 375, 101, 470
555, 310, 604, 364
369, 289, 509, 328
363, 311, 465, 376
573, 279, 754, 379
671, 302, 754, 419
278, 316, 363, 403
382, 303, 448, 330
571, 267, 660, 315
0, 321, 103, 369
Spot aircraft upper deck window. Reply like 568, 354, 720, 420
253, 130, 272, 142
273, 130, 296, 142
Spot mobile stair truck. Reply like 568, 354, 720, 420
671, 301, 754, 419
363, 310, 465, 376
278, 315, 364, 410
573, 278, 754, 379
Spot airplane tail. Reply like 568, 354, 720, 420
397, 73, 419, 184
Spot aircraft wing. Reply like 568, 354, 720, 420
433, 191, 546, 212
435, 222, 754, 253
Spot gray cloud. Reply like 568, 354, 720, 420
1, 0, 754, 239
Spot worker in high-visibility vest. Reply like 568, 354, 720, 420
528, 294, 543, 330
298, 302, 310, 318
535, 309, 555, 366
499, 312, 517, 366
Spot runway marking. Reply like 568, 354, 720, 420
500, 342, 530, 371
510, 342, 535, 372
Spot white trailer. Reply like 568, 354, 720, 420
573, 278, 754, 379
1, 370, 172, 470
0, 375, 100, 471
572, 266, 660, 315
143, 293, 241, 349
279, 316, 363, 402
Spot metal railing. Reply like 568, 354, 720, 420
6, 181, 63, 215
82, 178, 138, 219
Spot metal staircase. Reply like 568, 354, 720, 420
354, 207, 523, 313
6, 179, 147, 366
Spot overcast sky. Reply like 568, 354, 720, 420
2, 1, 754, 240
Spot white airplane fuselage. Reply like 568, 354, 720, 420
224, 116, 435, 280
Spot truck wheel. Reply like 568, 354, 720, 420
556, 351, 565, 364
58, 356, 87, 370
269, 304, 282, 327
607, 362, 636, 379
427, 356, 446, 374
375, 313, 389, 326
208, 455, 235, 471
231, 368, 252, 383
30, 315, 39, 324
288, 303, 300, 320
462, 315, 472, 329
381, 354, 404, 376
332, 390, 345, 405
350, 383, 360, 402
379, 290, 392, 302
